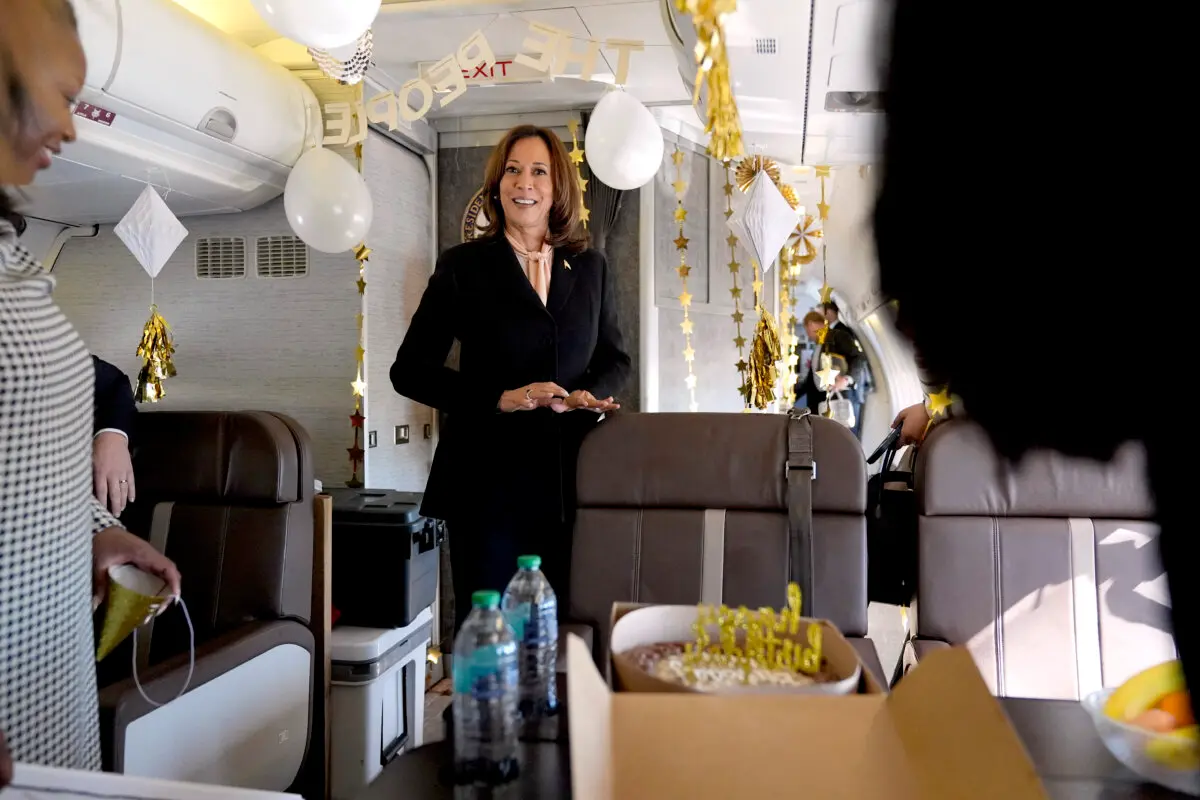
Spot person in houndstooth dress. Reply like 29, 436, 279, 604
0, 0, 180, 778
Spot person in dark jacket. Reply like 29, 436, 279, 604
795, 310, 864, 433
390, 124, 631, 633
875, 0, 1193, 711
91, 355, 136, 516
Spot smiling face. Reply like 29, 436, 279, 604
0, 1, 85, 187
499, 135, 554, 236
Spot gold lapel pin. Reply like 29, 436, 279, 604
563, 260, 571, 271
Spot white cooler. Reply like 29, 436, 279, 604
329, 607, 434, 800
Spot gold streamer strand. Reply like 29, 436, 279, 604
672, 146, 699, 412
724, 162, 749, 408
778, 245, 800, 407
347, 93, 368, 488
566, 119, 590, 228
674, 0, 744, 162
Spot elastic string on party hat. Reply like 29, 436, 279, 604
131, 594, 195, 708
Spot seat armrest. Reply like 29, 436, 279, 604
99, 619, 315, 772
900, 636, 951, 685
557, 623, 595, 673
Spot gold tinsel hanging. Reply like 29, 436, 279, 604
747, 305, 781, 411
675, 0, 744, 162
133, 304, 176, 403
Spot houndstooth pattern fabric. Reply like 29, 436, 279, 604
0, 219, 119, 770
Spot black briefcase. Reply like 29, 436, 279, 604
866, 438, 918, 607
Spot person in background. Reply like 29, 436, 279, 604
875, 0, 1193, 710
92, 355, 137, 516
795, 310, 864, 435
390, 124, 631, 635
0, 0, 180, 770
821, 301, 871, 438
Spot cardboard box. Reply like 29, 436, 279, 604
609, 603, 863, 696
566, 605, 1048, 799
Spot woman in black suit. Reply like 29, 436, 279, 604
391, 124, 631, 633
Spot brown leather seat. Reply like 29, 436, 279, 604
97, 411, 315, 791
566, 412, 885, 686
907, 420, 1173, 699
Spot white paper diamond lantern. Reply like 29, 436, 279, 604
729, 170, 799, 273
114, 185, 188, 279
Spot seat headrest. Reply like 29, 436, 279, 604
134, 411, 308, 504
916, 420, 1153, 519
576, 412, 864, 513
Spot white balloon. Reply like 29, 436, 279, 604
284, 147, 374, 254
249, 0, 381, 50
584, 91, 664, 191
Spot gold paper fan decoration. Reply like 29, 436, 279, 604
791, 214, 823, 265
779, 183, 800, 210
735, 155, 800, 210
736, 156, 781, 193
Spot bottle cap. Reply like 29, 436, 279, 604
517, 554, 542, 570
471, 590, 501, 609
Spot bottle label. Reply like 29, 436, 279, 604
505, 599, 557, 647
503, 602, 532, 641
452, 641, 518, 698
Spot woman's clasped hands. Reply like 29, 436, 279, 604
499, 382, 620, 414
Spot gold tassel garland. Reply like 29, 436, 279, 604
747, 306, 781, 410
745, 261, 779, 410
133, 305, 176, 404
674, 0, 744, 162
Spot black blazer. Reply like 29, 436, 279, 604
92, 355, 136, 440
795, 325, 863, 414
390, 236, 631, 523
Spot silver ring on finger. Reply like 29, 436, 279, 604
525, 388, 533, 400
118, 479, 128, 485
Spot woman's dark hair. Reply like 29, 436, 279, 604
480, 125, 588, 254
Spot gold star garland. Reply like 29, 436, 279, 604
566, 119, 590, 228
778, 245, 801, 407
672, 145, 699, 412
815, 166, 833, 348
347, 97, 368, 489
674, 0, 744, 162
724, 161, 750, 408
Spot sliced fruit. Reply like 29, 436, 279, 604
1104, 660, 1187, 722
1145, 726, 1200, 771
1131, 709, 1178, 734
1158, 691, 1195, 728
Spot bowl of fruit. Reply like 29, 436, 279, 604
1083, 660, 1200, 795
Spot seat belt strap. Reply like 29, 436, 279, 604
786, 410, 816, 615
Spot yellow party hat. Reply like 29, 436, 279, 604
96, 564, 170, 662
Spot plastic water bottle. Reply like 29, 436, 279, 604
502, 554, 558, 732
452, 590, 519, 787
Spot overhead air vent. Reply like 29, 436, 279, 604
754, 37, 778, 55
195, 237, 247, 279
256, 235, 309, 279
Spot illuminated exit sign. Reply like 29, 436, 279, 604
417, 56, 546, 88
